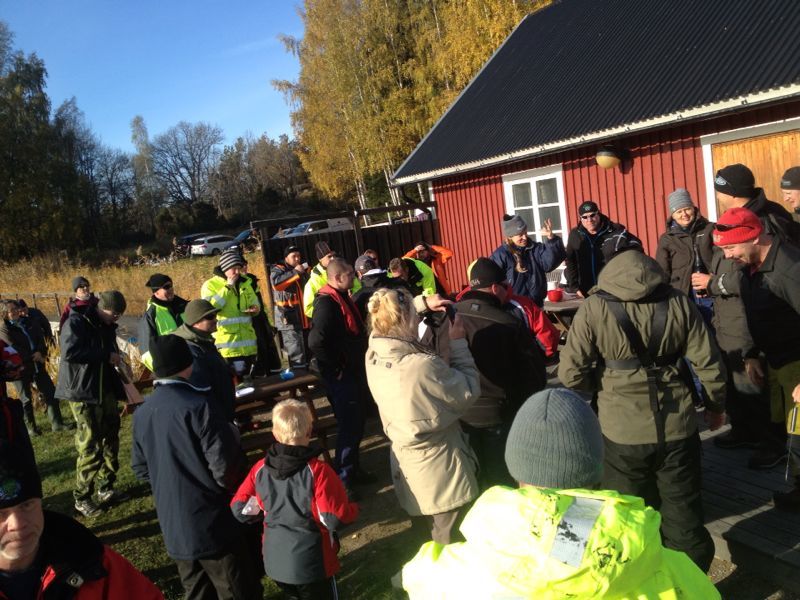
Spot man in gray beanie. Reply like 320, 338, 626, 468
400, 388, 720, 599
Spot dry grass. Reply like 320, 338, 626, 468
0, 251, 268, 317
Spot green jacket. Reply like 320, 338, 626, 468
302, 263, 361, 318
402, 486, 721, 600
200, 273, 260, 359
558, 250, 726, 445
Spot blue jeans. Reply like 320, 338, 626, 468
322, 371, 365, 485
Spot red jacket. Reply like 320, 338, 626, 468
231, 444, 358, 585
0, 511, 163, 600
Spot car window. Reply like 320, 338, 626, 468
308, 221, 328, 232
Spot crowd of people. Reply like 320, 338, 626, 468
1, 160, 800, 598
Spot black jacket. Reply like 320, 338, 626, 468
352, 271, 410, 320
744, 189, 800, 244
308, 289, 367, 380
22, 308, 53, 349
54, 306, 124, 404
655, 215, 715, 295
740, 237, 800, 368
131, 377, 248, 560
454, 291, 546, 427
173, 323, 236, 422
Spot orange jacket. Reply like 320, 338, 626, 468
403, 244, 454, 296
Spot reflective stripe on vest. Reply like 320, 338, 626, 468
216, 339, 258, 350
204, 293, 227, 308
217, 316, 252, 326
549, 497, 605, 568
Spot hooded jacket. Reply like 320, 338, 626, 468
558, 250, 726, 445
0, 510, 163, 600
54, 305, 125, 404
131, 377, 248, 560
200, 267, 260, 359
490, 236, 566, 306
655, 215, 714, 295
565, 217, 640, 296
401, 486, 720, 600
231, 443, 359, 585
365, 336, 480, 516
172, 323, 236, 422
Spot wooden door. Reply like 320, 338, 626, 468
711, 129, 800, 214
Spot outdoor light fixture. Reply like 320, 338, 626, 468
596, 145, 622, 170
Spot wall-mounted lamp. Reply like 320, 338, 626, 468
596, 145, 622, 169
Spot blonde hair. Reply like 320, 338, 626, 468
272, 399, 313, 444
367, 287, 417, 339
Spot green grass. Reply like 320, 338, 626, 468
33, 401, 412, 599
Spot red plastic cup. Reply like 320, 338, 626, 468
547, 289, 563, 302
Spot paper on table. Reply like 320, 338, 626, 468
235, 386, 255, 398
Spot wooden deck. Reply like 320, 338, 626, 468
701, 424, 800, 592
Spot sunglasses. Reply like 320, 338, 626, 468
580, 213, 599, 220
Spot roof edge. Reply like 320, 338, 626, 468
392, 84, 800, 186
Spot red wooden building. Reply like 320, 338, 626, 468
392, 0, 800, 290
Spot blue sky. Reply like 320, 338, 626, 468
2, 1, 302, 152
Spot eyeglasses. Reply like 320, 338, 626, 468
580, 213, 599, 220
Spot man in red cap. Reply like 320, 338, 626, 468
713, 207, 800, 509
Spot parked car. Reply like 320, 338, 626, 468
174, 232, 209, 257
190, 234, 236, 256
283, 218, 353, 238
271, 226, 295, 239
225, 229, 259, 252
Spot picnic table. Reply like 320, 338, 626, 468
543, 294, 584, 332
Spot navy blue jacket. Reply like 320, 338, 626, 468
490, 236, 566, 306
131, 378, 248, 560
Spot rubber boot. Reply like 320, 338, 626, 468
47, 402, 75, 432
23, 403, 42, 436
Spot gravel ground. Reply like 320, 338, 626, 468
709, 558, 798, 599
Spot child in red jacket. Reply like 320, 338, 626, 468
231, 399, 359, 599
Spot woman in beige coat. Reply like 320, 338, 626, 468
365, 287, 481, 544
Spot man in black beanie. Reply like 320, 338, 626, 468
781, 166, 800, 224
453, 257, 547, 490
132, 335, 261, 599
138, 273, 188, 373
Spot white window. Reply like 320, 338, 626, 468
501, 165, 567, 243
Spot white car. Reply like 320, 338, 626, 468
190, 234, 236, 256
283, 218, 353, 238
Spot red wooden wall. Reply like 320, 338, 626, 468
434, 101, 800, 291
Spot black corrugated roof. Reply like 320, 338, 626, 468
393, 0, 800, 183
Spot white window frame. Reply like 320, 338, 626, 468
700, 116, 800, 221
501, 164, 568, 243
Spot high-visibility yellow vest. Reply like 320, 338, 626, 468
302, 263, 361, 318
200, 275, 260, 359
402, 486, 721, 600
140, 300, 184, 371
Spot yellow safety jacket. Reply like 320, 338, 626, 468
139, 298, 186, 371
302, 263, 361, 318
403, 486, 720, 600
200, 275, 260, 359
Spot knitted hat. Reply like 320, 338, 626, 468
469, 257, 506, 289
667, 188, 694, 214
151, 334, 194, 378
505, 388, 604, 489
284, 245, 301, 259
145, 273, 172, 291
578, 200, 599, 216
714, 163, 755, 198
218, 249, 245, 272
0, 453, 42, 509
183, 299, 219, 326
98, 291, 126, 315
502, 214, 527, 237
71, 276, 90, 291
354, 254, 379, 275
781, 167, 800, 191
713, 207, 763, 246
315, 241, 333, 260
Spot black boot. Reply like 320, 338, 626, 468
23, 403, 41, 436
47, 403, 75, 432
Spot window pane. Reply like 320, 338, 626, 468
512, 183, 532, 207
538, 205, 562, 230
517, 208, 535, 232
536, 178, 559, 205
